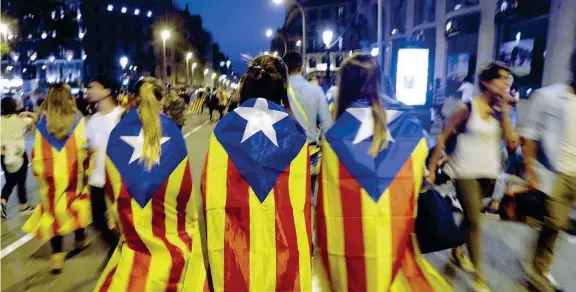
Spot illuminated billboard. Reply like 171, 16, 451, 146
395, 48, 429, 106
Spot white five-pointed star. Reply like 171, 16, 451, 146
120, 130, 171, 164
234, 98, 289, 147
346, 107, 399, 144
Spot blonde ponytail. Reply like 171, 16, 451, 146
137, 81, 162, 170
369, 98, 388, 157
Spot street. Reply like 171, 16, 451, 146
1, 110, 575, 292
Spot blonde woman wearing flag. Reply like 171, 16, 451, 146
21, 83, 92, 274
313, 54, 451, 291
201, 55, 312, 291
95, 78, 208, 291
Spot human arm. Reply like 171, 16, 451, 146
19, 111, 38, 124
518, 92, 545, 189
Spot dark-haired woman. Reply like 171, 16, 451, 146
95, 77, 208, 291
428, 63, 517, 292
314, 53, 450, 291
1, 97, 34, 219
201, 55, 312, 290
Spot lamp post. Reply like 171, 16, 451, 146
186, 52, 192, 85
265, 28, 288, 56
191, 63, 197, 86
273, 0, 306, 72
161, 30, 171, 85
322, 29, 334, 79
204, 68, 210, 87
119, 56, 129, 88
211, 72, 217, 88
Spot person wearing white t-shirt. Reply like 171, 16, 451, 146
458, 76, 476, 104
86, 75, 124, 268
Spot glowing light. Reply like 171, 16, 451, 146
82, 54, 87, 60
516, 32, 521, 43
220, 61, 225, 67
123, 79, 129, 85
392, 28, 398, 35
42, 65, 46, 70
186, 52, 193, 60
12, 55, 19, 62
265, 29, 273, 38
67, 54, 73, 61
79, 31, 85, 39
296, 40, 301, 47
23, 68, 27, 73
77, 13, 82, 20
52, 31, 56, 38
119, 56, 128, 69
30, 53, 37, 61
134, 9, 140, 15
454, 4, 462, 10
445, 21, 452, 32
121, 7, 127, 13
264, 51, 269, 55
161, 30, 170, 41
371, 47, 379, 57
41, 31, 47, 39
0, 24, 8, 35
107, 4, 113, 11
204, 68, 209, 75
147, 11, 152, 17
51, 11, 56, 19
322, 29, 334, 47
49, 56, 55, 62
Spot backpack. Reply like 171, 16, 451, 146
3, 141, 24, 173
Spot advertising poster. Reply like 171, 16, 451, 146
498, 38, 534, 77
446, 53, 470, 81
395, 48, 429, 106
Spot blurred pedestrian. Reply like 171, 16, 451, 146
85, 75, 124, 269
21, 83, 92, 274
201, 55, 312, 290
1, 97, 34, 219
95, 77, 208, 291
519, 50, 576, 292
22, 95, 34, 112
162, 94, 187, 130
314, 53, 451, 291
428, 63, 517, 292
458, 76, 476, 104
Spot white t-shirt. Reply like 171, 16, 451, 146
86, 107, 124, 187
558, 94, 576, 175
458, 82, 475, 103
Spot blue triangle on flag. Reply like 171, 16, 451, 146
214, 98, 306, 203
326, 106, 423, 202
37, 115, 82, 151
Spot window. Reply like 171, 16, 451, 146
415, 0, 435, 25
338, 6, 345, 17
167, 65, 172, 76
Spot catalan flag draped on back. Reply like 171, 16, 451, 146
95, 110, 208, 292
202, 98, 313, 291
314, 100, 451, 292
22, 114, 92, 240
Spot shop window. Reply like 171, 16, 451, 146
338, 6, 345, 18
446, 0, 479, 13
415, 0, 435, 25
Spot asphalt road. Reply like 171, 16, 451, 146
1, 108, 575, 292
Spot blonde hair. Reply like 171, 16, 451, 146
41, 83, 78, 140
335, 54, 388, 157
134, 78, 164, 170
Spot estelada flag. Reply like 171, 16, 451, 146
313, 100, 451, 292
95, 111, 208, 292
23, 114, 92, 240
202, 98, 313, 291
191, 94, 206, 114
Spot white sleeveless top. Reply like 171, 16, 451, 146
448, 100, 502, 179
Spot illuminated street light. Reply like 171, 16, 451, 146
226, 60, 231, 68
212, 73, 217, 79
204, 68, 209, 75
371, 47, 379, 57
120, 56, 128, 69
186, 52, 193, 61
273, 51, 278, 57
49, 55, 55, 62
265, 29, 273, 38
121, 7, 127, 13
296, 40, 301, 47
186, 52, 193, 84
107, 4, 113, 11
264, 51, 269, 55
322, 29, 334, 48
147, 11, 153, 17
134, 9, 140, 15
41, 31, 47, 39
82, 54, 87, 60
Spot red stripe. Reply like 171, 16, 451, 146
40, 137, 60, 236
273, 169, 300, 291
98, 267, 118, 292
223, 158, 251, 291
104, 170, 115, 203
388, 158, 416, 278
152, 180, 186, 292
401, 244, 434, 292
116, 181, 151, 290
64, 134, 82, 230
338, 163, 367, 291
316, 161, 332, 284
176, 162, 194, 251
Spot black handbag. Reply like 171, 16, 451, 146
415, 184, 465, 254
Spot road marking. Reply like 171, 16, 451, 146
184, 121, 210, 138
1, 234, 34, 259
1, 162, 33, 176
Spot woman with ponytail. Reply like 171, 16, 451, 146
95, 77, 208, 291
314, 54, 451, 291
21, 83, 92, 274
201, 55, 313, 290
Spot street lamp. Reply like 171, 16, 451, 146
265, 28, 288, 56
273, 0, 306, 72
161, 30, 171, 84
265, 29, 273, 38
322, 29, 334, 48
192, 63, 197, 86
296, 40, 301, 47
212, 72, 217, 87
120, 56, 128, 69
186, 52, 193, 85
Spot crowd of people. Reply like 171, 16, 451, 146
1, 49, 575, 292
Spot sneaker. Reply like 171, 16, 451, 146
50, 252, 66, 274
449, 248, 475, 273
1, 202, 7, 219
471, 277, 491, 292
19, 205, 34, 216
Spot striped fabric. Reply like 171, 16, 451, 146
191, 95, 206, 114
22, 114, 92, 240
313, 101, 452, 292
94, 111, 208, 292
202, 98, 312, 291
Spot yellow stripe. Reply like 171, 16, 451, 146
94, 241, 124, 291
362, 187, 393, 292
23, 131, 47, 238
390, 269, 412, 292
288, 145, 312, 291
54, 142, 76, 235
249, 187, 276, 291
320, 141, 348, 291
409, 234, 453, 292
108, 245, 137, 291
204, 136, 228, 291
163, 159, 189, 291
288, 86, 310, 127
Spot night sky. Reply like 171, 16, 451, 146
178, 0, 286, 73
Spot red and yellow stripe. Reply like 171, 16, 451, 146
314, 139, 451, 292
23, 119, 91, 240
191, 95, 206, 114
202, 135, 312, 291
95, 157, 208, 292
